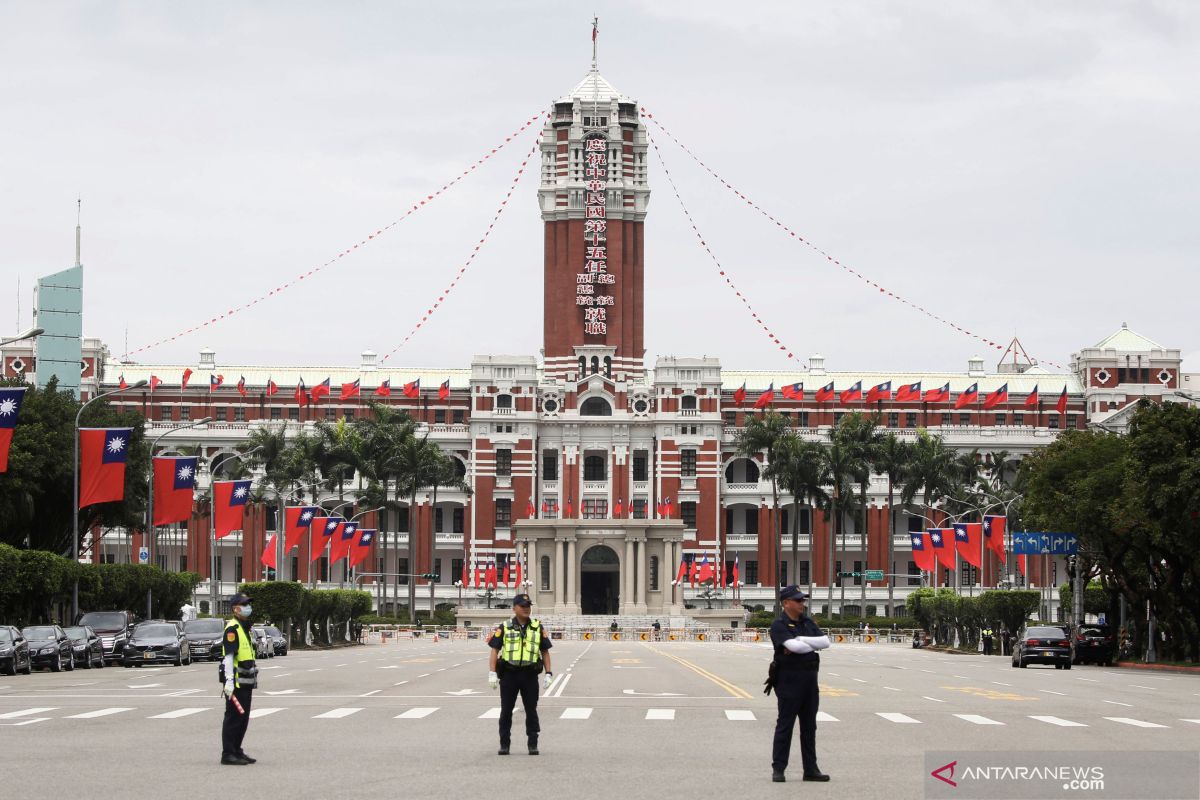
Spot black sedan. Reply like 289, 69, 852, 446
262, 625, 288, 656
64, 625, 105, 669
0, 625, 32, 675
21, 625, 75, 672
122, 622, 192, 667
1012, 625, 1073, 669
182, 618, 227, 661
1073, 623, 1116, 666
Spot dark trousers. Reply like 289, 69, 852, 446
983, 638, 993, 656
772, 671, 819, 774
222, 686, 253, 756
498, 668, 540, 747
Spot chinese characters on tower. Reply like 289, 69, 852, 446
577, 134, 615, 336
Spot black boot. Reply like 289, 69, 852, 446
772, 771, 785, 782
237, 752, 257, 764
220, 754, 249, 766
497, 745, 510, 756
528, 739, 539, 755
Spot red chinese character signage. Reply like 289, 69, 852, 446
577, 133, 613, 336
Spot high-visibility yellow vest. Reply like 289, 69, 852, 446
499, 618, 542, 667
225, 619, 258, 688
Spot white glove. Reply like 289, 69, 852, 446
542, 672, 554, 690
487, 671, 498, 690
223, 679, 235, 698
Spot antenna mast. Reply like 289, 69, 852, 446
75, 197, 82, 267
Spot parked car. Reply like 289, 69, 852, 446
262, 625, 288, 656
0, 625, 33, 675
1072, 623, 1116, 666
1012, 625, 1072, 669
21, 625, 75, 672
183, 618, 227, 661
250, 626, 274, 659
77, 611, 138, 665
122, 622, 192, 667
63, 626, 105, 669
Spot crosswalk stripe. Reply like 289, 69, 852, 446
877, 712, 921, 724
66, 707, 133, 719
561, 707, 593, 720
1104, 717, 1167, 729
313, 707, 363, 719
0, 707, 58, 719
396, 707, 439, 719
1181, 719, 1200, 725
479, 707, 501, 719
249, 708, 285, 718
645, 709, 675, 720
149, 708, 208, 719
954, 714, 1004, 726
1029, 715, 1087, 727
816, 711, 840, 722
725, 710, 756, 721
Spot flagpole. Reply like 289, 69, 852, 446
208, 448, 261, 614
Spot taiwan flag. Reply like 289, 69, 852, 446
152, 456, 198, 526
839, 381, 863, 405
340, 379, 361, 400
209, 374, 224, 390
674, 556, 689, 585
924, 383, 950, 404
866, 381, 892, 403
349, 529, 375, 568
953, 522, 982, 569
1055, 385, 1069, 415
213, 480, 252, 538
149, 375, 162, 392
375, 379, 391, 397
310, 378, 332, 404
613, 497, 623, 517
565, 497, 574, 518
954, 383, 979, 409
284, 506, 319, 553
181, 368, 193, 391
310, 517, 342, 562
780, 382, 804, 400
266, 378, 278, 397
526, 498, 536, 518
329, 522, 359, 565
118, 374, 127, 390
0, 387, 28, 473
295, 379, 309, 407
79, 428, 133, 508
237, 376, 247, 397
1024, 385, 1039, 409
983, 383, 1008, 410
403, 378, 420, 399
663, 497, 673, 518
753, 383, 774, 409
260, 534, 278, 570
983, 515, 1007, 559
895, 381, 921, 403
1016, 552, 1027, 576
697, 554, 714, 583
502, 555, 511, 586
439, 379, 450, 401
732, 382, 746, 406
910, 532, 935, 572
814, 382, 836, 403
929, 528, 956, 570
731, 554, 740, 586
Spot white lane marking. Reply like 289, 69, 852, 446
1075, 677, 1099, 682
1030, 715, 1087, 727
149, 708, 208, 719
307, 668, 322, 672
1103, 700, 1132, 707
645, 708, 675, 720
396, 707, 438, 719
955, 714, 1004, 726
919, 669, 935, 674
877, 713, 921, 724
336, 663, 349, 667
164, 688, 204, 697
417, 673, 431, 678
379, 665, 400, 669
1039, 690, 1066, 696
883, 686, 901, 692
991, 682, 1012, 687
313, 707, 363, 719
826, 672, 840, 677
479, 707, 501, 719
1104, 717, 1167, 728
1181, 719, 1200, 725
1129, 684, 1157, 690
543, 674, 564, 695
561, 707, 593, 719
360, 690, 381, 697
725, 709, 756, 721
953, 675, 969, 680
816, 711, 840, 722
852, 678, 867, 683
551, 674, 572, 697
249, 708, 285, 718
0, 717, 49, 726
128, 684, 162, 689
0, 707, 58, 719
66, 707, 133, 719
393, 681, 409, 686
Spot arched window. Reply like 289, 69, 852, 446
681, 395, 697, 411
540, 555, 551, 591
583, 455, 607, 481
579, 397, 612, 416
603, 356, 612, 377
590, 356, 599, 375
578, 356, 586, 376
452, 458, 467, 479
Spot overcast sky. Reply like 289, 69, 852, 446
2, 1, 1196, 374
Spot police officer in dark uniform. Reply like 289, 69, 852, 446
219, 592, 259, 765
769, 585, 831, 783
487, 593, 553, 755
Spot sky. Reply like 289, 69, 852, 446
2, 1, 1197, 374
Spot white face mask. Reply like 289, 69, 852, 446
236, 605, 252, 619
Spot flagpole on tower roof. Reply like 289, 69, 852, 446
75, 197, 82, 267
591, 15, 598, 71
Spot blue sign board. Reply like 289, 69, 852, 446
1011, 532, 1078, 555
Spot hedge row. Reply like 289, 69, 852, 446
238, 582, 372, 646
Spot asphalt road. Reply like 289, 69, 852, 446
1, 637, 1197, 799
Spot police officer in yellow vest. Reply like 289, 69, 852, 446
487, 593, 552, 755
220, 592, 259, 765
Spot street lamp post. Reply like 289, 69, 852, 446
312, 500, 355, 589
208, 446, 261, 614
340, 506, 383, 588
272, 481, 325, 582
0, 327, 44, 347
145, 416, 212, 618
72, 379, 148, 622
977, 493, 1023, 592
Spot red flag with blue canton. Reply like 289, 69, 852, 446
866, 381, 892, 403
152, 456, 198, 525
310, 377, 331, 404
295, 378, 308, 407
953, 522, 982, 569
266, 378, 278, 397
329, 522, 359, 565
929, 528, 956, 569
954, 383, 979, 409
260, 534, 278, 570
780, 382, 804, 400
983, 383, 1008, 410
814, 382, 835, 402
79, 428, 133, 508
753, 383, 774, 409
308, 516, 329, 561
209, 374, 224, 390
213, 480, 252, 538
403, 378, 420, 399
924, 383, 950, 403
1056, 385, 1069, 415
374, 379, 391, 397
839, 381, 863, 405
983, 515, 1007, 559
284, 506, 319, 553
149, 375, 162, 392
0, 387, 28, 472
1024, 384, 1039, 409
439, 379, 450, 401
237, 376, 247, 397
340, 379, 360, 400
181, 368, 193, 390
910, 532, 935, 572
733, 382, 746, 406
349, 529, 375, 568
895, 381, 922, 402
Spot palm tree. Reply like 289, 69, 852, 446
353, 403, 417, 605
245, 423, 314, 582
772, 433, 829, 600
314, 417, 363, 502
819, 436, 860, 618
392, 433, 444, 621
902, 431, 959, 586
734, 411, 791, 613
874, 432, 912, 616
835, 413, 881, 616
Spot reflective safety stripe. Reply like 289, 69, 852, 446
500, 619, 542, 666
225, 619, 258, 688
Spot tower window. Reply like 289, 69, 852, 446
680, 449, 697, 478
583, 455, 607, 481
579, 397, 612, 416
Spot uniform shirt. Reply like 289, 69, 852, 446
223, 618, 252, 657
488, 617, 553, 669
769, 612, 824, 675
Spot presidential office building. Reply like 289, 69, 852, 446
5, 68, 1199, 623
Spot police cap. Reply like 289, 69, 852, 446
228, 591, 252, 606
512, 593, 532, 607
779, 585, 809, 602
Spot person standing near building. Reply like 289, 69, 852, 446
487, 593, 552, 755
769, 586, 830, 783
220, 592, 259, 765
981, 626, 994, 656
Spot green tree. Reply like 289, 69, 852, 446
772, 432, 828, 600
834, 413, 881, 617
734, 411, 791, 613
875, 432, 912, 616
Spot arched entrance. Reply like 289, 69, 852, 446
580, 544, 619, 615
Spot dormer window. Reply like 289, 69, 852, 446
580, 397, 612, 416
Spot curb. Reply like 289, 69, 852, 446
1114, 661, 1200, 674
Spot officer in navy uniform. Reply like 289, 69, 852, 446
219, 592, 260, 765
487, 593, 553, 755
769, 585, 831, 783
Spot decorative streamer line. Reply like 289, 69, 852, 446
647, 131, 806, 369
379, 132, 543, 363
641, 107, 1066, 371
121, 111, 547, 360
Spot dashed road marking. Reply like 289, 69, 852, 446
1029, 715, 1086, 727
725, 709, 755, 721
313, 707, 363, 719
561, 707, 593, 719
645, 708, 675, 720
877, 712, 921, 724
1104, 717, 1167, 729
149, 708, 208, 719
396, 707, 439, 719
955, 714, 1004, 725
66, 707, 132, 719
